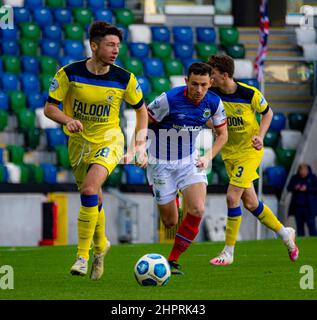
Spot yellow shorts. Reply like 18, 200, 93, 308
68, 132, 124, 189
224, 156, 262, 189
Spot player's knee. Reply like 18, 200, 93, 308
187, 203, 205, 217
243, 199, 258, 212
81, 185, 97, 196
162, 217, 178, 229
226, 193, 239, 207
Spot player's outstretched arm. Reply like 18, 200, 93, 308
252, 107, 273, 150
44, 102, 83, 133
196, 124, 228, 169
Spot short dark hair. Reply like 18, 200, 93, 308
187, 62, 211, 78
89, 21, 123, 43
207, 54, 234, 78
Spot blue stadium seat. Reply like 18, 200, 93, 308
1, 28, 18, 40
41, 163, 57, 184
174, 43, 194, 60
114, 59, 123, 68
270, 112, 286, 132
87, 0, 105, 10
182, 58, 202, 74
2, 73, 19, 91
123, 165, 146, 184
0, 165, 9, 183
108, 0, 125, 9
137, 76, 151, 95
129, 42, 150, 59
45, 128, 67, 149
27, 92, 45, 111
41, 40, 60, 59
54, 8, 72, 25
151, 26, 170, 42
24, 0, 44, 9
20, 73, 41, 92
0, 91, 9, 111
0, 148, 3, 164
21, 56, 39, 75
118, 25, 129, 42
143, 58, 164, 77
238, 78, 259, 89
43, 25, 62, 42
93, 9, 113, 23
33, 8, 53, 28
196, 27, 216, 43
2, 40, 19, 55
265, 166, 287, 188
66, 0, 84, 7
64, 40, 85, 59
172, 26, 193, 44
59, 56, 76, 67
13, 7, 31, 24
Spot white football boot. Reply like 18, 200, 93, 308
209, 249, 234, 266
70, 256, 88, 276
90, 241, 111, 280
283, 227, 299, 262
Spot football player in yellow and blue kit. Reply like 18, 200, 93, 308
44, 22, 148, 279
207, 55, 299, 265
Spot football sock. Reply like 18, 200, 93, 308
77, 194, 99, 261
225, 206, 242, 246
93, 204, 107, 255
251, 201, 283, 233
168, 213, 202, 262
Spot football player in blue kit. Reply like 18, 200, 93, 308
146, 62, 228, 274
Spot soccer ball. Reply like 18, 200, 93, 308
134, 253, 171, 286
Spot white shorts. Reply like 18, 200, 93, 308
147, 155, 208, 205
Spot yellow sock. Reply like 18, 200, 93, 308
225, 207, 242, 246
252, 201, 283, 233
77, 201, 99, 261
93, 206, 107, 254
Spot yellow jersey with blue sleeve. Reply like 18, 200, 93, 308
210, 82, 269, 161
47, 59, 144, 144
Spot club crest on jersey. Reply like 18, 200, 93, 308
49, 79, 59, 92
260, 95, 267, 107
203, 109, 211, 119
105, 90, 115, 104
235, 106, 243, 115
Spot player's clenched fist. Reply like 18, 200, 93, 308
66, 119, 83, 133
252, 135, 263, 150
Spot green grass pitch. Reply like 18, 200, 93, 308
0, 237, 316, 300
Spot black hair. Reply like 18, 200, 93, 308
187, 62, 211, 78
89, 21, 123, 43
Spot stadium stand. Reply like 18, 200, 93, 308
0, 0, 314, 196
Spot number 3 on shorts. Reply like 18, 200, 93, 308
236, 166, 244, 178
95, 147, 110, 158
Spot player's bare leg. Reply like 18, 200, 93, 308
167, 183, 206, 274
242, 184, 299, 262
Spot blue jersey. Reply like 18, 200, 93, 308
147, 86, 226, 160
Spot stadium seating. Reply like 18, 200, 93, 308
0, 91, 9, 111
295, 27, 316, 46
224, 44, 246, 59
143, 58, 164, 77
2, 73, 19, 91
170, 75, 185, 88
269, 112, 286, 132
93, 9, 113, 23
2, 40, 19, 55
73, 8, 93, 27
20, 39, 38, 56
276, 148, 296, 170
114, 8, 135, 26
264, 130, 279, 148
129, 42, 150, 59
9, 91, 27, 113
265, 166, 287, 188
54, 8, 72, 25
64, 23, 84, 41
280, 130, 302, 150
124, 57, 143, 76
150, 77, 170, 93
17, 109, 36, 130
33, 8, 53, 28
87, 0, 105, 10
151, 26, 170, 42
7, 145, 25, 165
164, 59, 183, 76
2, 28, 18, 40
128, 25, 152, 43
262, 147, 277, 171
151, 42, 173, 61
288, 112, 307, 132
20, 23, 41, 41
196, 27, 216, 43
219, 27, 239, 46
55, 145, 70, 168
108, 0, 125, 9
27, 92, 45, 111
172, 26, 193, 44
106, 166, 122, 187
21, 56, 40, 75
195, 43, 218, 61
0, 110, 8, 131
13, 7, 31, 24
137, 76, 151, 95
2, 56, 21, 74
24, 128, 41, 149
41, 163, 57, 184
123, 165, 146, 185
45, 128, 67, 149
174, 43, 194, 61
